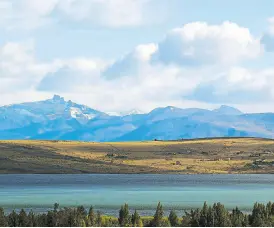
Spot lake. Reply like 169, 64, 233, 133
0, 174, 274, 216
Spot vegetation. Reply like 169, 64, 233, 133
2, 201, 274, 227
1, 137, 274, 173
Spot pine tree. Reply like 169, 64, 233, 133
231, 206, 246, 227
77, 206, 87, 218
96, 211, 103, 227
250, 202, 268, 226
27, 210, 36, 227
168, 210, 179, 227
54, 203, 60, 226
8, 210, 19, 227
88, 206, 96, 226
181, 212, 191, 227
118, 204, 131, 226
47, 210, 55, 227
0, 207, 7, 227
54, 203, 59, 213
18, 209, 28, 227
199, 202, 208, 227
207, 206, 214, 227
132, 210, 142, 227
151, 202, 164, 227
67, 209, 77, 227
190, 209, 201, 227
213, 202, 231, 227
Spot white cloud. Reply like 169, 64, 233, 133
152, 21, 262, 66
36, 58, 105, 92
0, 0, 161, 30
268, 17, 274, 35
261, 17, 274, 52
1, 20, 274, 113
0, 40, 105, 96
103, 43, 157, 79
0, 40, 50, 92
187, 67, 274, 104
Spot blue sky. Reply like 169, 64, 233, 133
0, 0, 274, 113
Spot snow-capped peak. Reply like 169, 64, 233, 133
120, 109, 143, 116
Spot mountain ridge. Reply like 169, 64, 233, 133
0, 95, 273, 141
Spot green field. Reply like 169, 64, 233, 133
1, 137, 274, 173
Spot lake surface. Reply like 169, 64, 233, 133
1, 174, 274, 215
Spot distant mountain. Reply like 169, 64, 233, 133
1, 95, 274, 141
213, 105, 243, 115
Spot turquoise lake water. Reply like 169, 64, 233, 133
1, 174, 274, 215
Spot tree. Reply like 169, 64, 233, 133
132, 210, 143, 227
18, 209, 28, 227
51, 203, 59, 226
79, 218, 86, 227
54, 203, 59, 213
151, 202, 164, 227
47, 211, 55, 227
160, 217, 171, 227
168, 210, 179, 227
181, 212, 192, 227
8, 210, 19, 227
231, 207, 247, 227
36, 213, 47, 227
199, 202, 208, 227
0, 207, 7, 227
96, 211, 103, 227
88, 206, 96, 226
250, 202, 269, 226
76, 205, 87, 226
77, 206, 87, 218
118, 204, 131, 226
27, 210, 37, 227
189, 209, 201, 227
213, 202, 231, 227
67, 209, 77, 227
206, 206, 214, 227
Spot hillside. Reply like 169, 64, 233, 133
1, 137, 274, 174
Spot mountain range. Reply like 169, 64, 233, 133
0, 95, 274, 141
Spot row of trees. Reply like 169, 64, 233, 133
1, 201, 274, 227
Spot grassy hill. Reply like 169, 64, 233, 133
1, 137, 274, 174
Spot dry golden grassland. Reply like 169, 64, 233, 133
1, 137, 274, 173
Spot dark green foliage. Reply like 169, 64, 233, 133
54, 203, 59, 213
18, 209, 28, 227
8, 210, 19, 227
151, 202, 165, 227
118, 204, 131, 226
131, 210, 143, 227
249, 202, 274, 227
168, 210, 179, 227
77, 205, 86, 218
3, 201, 274, 227
46, 211, 55, 227
199, 202, 208, 227
213, 202, 231, 227
27, 210, 37, 227
88, 206, 96, 226
230, 207, 248, 227
96, 211, 103, 227
0, 207, 7, 227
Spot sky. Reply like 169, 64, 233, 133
1, 0, 274, 113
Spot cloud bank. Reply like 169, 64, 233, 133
0, 0, 164, 30
1, 14, 274, 113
